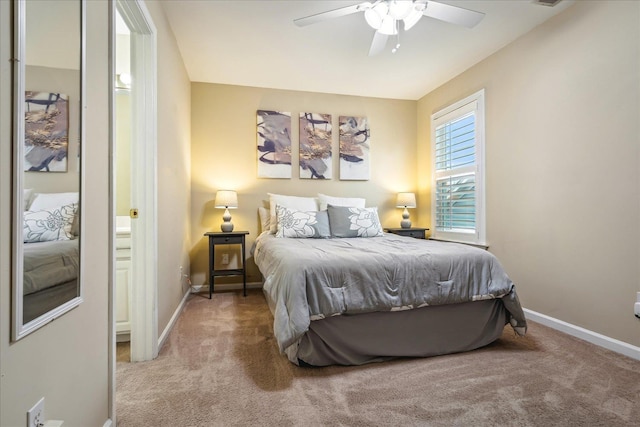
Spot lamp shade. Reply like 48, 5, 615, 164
396, 192, 416, 208
215, 190, 238, 209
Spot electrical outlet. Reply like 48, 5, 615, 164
27, 397, 44, 427
635, 292, 640, 319
222, 253, 229, 265
179, 266, 183, 280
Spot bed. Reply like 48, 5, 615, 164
22, 193, 80, 324
254, 198, 527, 366
23, 239, 79, 323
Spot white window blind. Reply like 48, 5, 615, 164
431, 90, 485, 244
435, 173, 476, 231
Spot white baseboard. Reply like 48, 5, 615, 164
157, 289, 190, 351
523, 308, 640, 361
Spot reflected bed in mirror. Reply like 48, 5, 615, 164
12, 0, 85, 340
23, 192, 79, 323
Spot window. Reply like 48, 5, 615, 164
431, 90, 485, 245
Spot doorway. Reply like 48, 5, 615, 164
113, 0, 158, 364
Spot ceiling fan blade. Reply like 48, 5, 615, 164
423, 1, 485, 28
294, 2, 370, 27
368, 31, 388, 56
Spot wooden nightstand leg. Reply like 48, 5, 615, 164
242, 239, 247, 297
209, 238, 214, 299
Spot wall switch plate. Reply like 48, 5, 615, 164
27, 397, 44, 427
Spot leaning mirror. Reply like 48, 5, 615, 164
12, 0, 85, 340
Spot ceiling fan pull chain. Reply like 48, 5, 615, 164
392, 22, 401, 54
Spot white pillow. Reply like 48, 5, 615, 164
258, 207, 270, 233
30, 192, 79, 211
23, 188, 33, 211
23, 203, 78, 243
268, 193, 319, 234
318, 193, 366, 211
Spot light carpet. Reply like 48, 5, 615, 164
116, 290, 640, 426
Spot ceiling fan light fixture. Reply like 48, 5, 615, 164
403, 8, 423, 31
293, 0, 484, 56
379, 14, 398, 35
388, 1, 414, 20
364, 8, 383, 29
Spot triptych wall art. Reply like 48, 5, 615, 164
256, 110, 370, 180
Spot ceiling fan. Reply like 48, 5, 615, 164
294, 0, 485, 56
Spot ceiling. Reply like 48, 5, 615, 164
160, 0, 575, 100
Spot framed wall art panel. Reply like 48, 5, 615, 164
339, 115, 370, 180
257, 110, 292, 178
299, 112, 332, 179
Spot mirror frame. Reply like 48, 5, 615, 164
12, 0, 86, 341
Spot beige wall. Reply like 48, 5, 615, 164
418, 1, 640, 346
190, 83, 418, 286
1, 1, 110, 425
145, 0, 193, 335
1, 0, 192, 423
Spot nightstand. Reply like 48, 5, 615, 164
384, 227, 429, 239
204, 231, 249, 298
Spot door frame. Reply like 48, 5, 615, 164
116, 0, 158, 363
109, 0, 158, 422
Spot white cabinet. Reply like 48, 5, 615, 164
116, 217, 131, 340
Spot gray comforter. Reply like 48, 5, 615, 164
23, 239, 79, 295
254, 232, 527, 355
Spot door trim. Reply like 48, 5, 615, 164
109, 0, 158, 423
117, 0, 158, 364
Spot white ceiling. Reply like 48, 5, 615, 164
161, 0, 575, 100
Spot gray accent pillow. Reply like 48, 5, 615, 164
327, 205, 384, 238
275, 205, 330, 238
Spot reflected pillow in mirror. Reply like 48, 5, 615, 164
24, 188, 33, 210
23, 203, 78, 243
29, 192, 79, 211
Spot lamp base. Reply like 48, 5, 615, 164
221, 208, 234, 232
400, 208, 411, 229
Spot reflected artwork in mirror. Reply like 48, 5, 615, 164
12, 0, 85, 340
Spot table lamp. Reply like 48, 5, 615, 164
396, 192, 416, 229
215, 190, 238, 232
